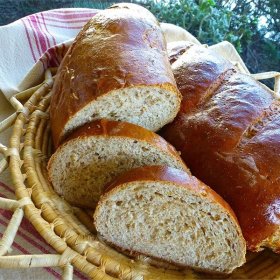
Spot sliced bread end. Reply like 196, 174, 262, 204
59, 85, 181, 147
48, 120, 187, 208
94, 165, 246, 274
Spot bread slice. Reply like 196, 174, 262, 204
50, 3, 181, 148
94, 165, 246, 274
47, 120, 187, 208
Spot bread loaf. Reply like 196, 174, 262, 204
94, 165, 246, 273
161, 42, 280, 252
50, 3, 181, 148
48, 119, 187, 208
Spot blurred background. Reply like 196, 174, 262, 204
0, 0, 279, 87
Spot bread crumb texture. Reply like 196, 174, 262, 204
95, 177, 246, 273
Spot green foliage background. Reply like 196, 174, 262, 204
0, 0, 279, 87
142, 0, 280, 87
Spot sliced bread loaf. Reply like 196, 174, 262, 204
47, 120, 187, 208
94, 165, 246, 274
50, 3, 181, 148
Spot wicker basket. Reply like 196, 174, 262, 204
0, 65, 280, 279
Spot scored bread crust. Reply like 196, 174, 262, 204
94, 165, 246, 274
167, 41, 235, 115
167, 41, 194, 64
50, 3, 181, 148
161, 43, 280, 252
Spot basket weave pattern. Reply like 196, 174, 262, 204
0, 67, 280, 279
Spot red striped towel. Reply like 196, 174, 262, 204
0, 8, 98, 99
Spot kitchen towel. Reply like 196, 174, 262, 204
0, 8, 98, 99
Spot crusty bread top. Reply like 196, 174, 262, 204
102, 165, 240, 226
61, 119, 188, 171
170, 43, 235, 115
50, 3, 180, 147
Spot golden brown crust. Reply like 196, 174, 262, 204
170, 44, 235, 115
50, 3, 180, 148
161, 45, 280, 252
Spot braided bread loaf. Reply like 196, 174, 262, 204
162, 41, 280, 252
